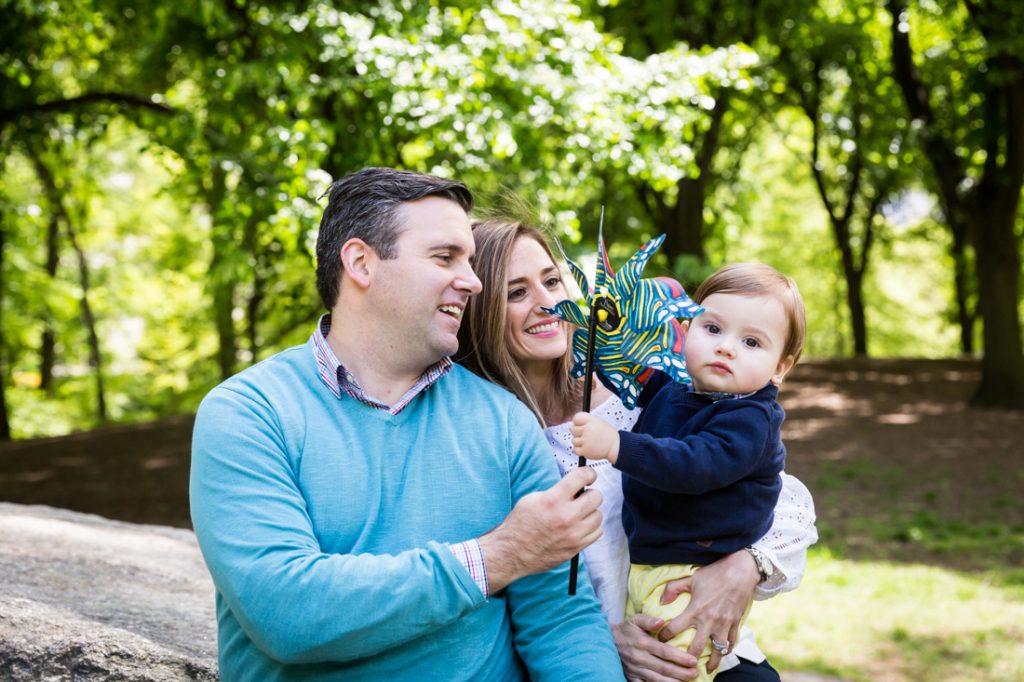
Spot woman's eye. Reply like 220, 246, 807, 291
508, 288, 526, 301
435, 254, 452, 264
545, 276, 562, 289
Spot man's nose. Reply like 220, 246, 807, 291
458, 265, 483, 295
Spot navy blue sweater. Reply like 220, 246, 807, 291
615, 372, 785, 565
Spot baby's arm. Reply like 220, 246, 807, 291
570, 412, 621, 463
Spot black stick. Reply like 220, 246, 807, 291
569, 302, 601, 595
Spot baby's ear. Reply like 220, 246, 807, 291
772, 355, 796, 386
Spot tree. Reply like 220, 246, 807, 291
776, 12, 911, 355
887, 0, 1024, 406
596, 0, 780, 273
0, 178, 9, 440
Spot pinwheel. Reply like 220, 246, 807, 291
546, 230, 704, 410
548, 214, 704, 594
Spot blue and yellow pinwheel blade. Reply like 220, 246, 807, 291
543, 300, 588, 329
564, 256, 590, 299
620, 318, 692, 387
625, 277, 704, 335
549, 231, 704, 408
608, 235, 665, 302
569, 329, 590, 379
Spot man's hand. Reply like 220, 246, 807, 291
613, 614, 699, 682
656, 550, 760, 672
570, 412, 620, 463
478, 467, 604, 593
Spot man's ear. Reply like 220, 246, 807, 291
339, 238, 375, 289
772, 354, 796, 386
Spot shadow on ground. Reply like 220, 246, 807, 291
2, 358, 1022, 573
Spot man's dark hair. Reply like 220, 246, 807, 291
315, 167, 474, 309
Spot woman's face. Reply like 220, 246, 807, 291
504, 236, 570, 366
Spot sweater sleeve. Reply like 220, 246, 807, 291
501, 403, 625, 681
614, 402, 773, 494
189, 385, 485, 665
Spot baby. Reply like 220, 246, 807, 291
571, 262, 806, 680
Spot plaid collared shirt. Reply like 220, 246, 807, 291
311, 314, 453, 414
310, 314, 488, 597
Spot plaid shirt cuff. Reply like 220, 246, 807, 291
448, 539, 488, 598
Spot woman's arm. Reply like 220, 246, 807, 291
752, 471, 818, 598
652, 472, 818, 672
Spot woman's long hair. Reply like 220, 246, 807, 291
455, 219, 582, 427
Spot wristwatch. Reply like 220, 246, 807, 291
745, 546, 774, 584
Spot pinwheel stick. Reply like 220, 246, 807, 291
568, 293, 602, 596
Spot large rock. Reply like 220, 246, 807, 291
0, 502, 217, 680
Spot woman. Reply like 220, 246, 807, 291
456, 219, 817, 681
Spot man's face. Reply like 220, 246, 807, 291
371, 196, 482, 368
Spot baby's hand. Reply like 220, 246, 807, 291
570, 412, 620, 464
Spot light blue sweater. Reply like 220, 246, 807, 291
190, 340, 622, 681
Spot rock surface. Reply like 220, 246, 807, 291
0, 502, 217, 680
0, 502, 849, 682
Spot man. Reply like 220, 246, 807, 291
190, 167, 623, 680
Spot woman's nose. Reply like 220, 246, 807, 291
535, 287, 557, 309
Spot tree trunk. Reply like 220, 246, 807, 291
64, 216, 107, 423
0, 213, 11, 441
968, 202, 1024, 407
242, 211, 262, 364
33, 154, 107, 422
211, 250, 237, 381
660, 92, 730, 269
663, 176, 708, 266
205, 166, 237, 380
887, 0, 1024, 407
835, 225, 868, 356
40, 199, 60, 393
947, 211, 975, 355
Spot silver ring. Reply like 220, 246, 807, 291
710, 638, 730, 655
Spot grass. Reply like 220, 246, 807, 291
747, 548, 1024, 682
747, 446, 1024, 682
748, 356, 1024, 682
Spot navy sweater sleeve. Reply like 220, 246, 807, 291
615, 400, 774, 494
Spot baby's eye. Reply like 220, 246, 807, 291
743, 338, 761, 348
705, 323, 721, 334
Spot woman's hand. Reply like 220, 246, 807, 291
656, 550, 760, 673
613, 614, 699, 682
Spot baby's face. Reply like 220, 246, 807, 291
683, 292, 794, 395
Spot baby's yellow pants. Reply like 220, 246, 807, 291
627, 563, 752, 682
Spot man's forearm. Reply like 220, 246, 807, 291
477, 466, 604, 594
479, 525, 531, 593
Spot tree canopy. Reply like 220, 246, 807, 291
1, 0, 1022, 437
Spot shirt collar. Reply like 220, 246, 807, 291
310, 313, 453, 414
689, 382, 774, 402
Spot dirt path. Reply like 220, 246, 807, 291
2, 358, 1021, 572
